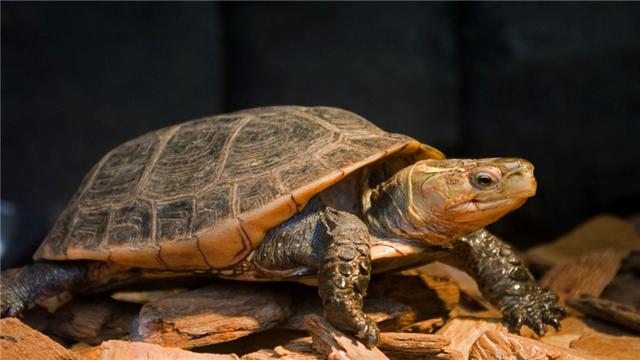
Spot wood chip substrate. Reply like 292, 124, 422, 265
3, 215, 640, 359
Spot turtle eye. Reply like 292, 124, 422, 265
471, 171, 498, 189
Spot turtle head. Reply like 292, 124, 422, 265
413, 158, 536, 225
366, 158, 536, 244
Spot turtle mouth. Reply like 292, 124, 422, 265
447, 196, 529, 223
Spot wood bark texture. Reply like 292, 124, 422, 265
541, 250, 624, 304
435, 317, 502, 359
469, 329, 597, 360
569, 332, 640, 360
139, 283, 292, 348
377, 332, 463, 359
0, 317, 78, 360
241, 338, 322, 360
47, 297, 139, 345
303, 314, 389, 360
78, 339, 238, 360
568, 295, 640, 332
279, 294, 410, 331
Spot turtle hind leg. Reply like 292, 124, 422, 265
1, 260, 126, 317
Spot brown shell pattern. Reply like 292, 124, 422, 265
34, 106, 444, 270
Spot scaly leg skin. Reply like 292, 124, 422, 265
1, 261, 124, 317
316, 208, 378, 347
451, 229, 565, 336
1, 261, 90, 316
253, 198, 379, 347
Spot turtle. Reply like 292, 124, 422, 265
1, 106, 564, 346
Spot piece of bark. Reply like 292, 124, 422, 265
368, 274, 454, 330
47, 296, 140, 345
540, 315, 638, 350
377, 332, 462, 359
569, 332, 640, 360
601, 251, 640, 308
111, 288, 188, 304
241, 338, 322, 360
470, 329, 595, 360
469, 329, 597, 360
419, 275, 460, 311
526, 215, 640, 269
139, 283, 292, 348
568, 295, 640, 332
541, 250, 624, 304
435, 317, 502, 359
602, 272, 640, 308
413, 262, 488, 310
269, 333, 462, 360
242, 348, 321, 360
279, 295, 409, 331
303, 314, 389, 360
78, 339, 238, 360
399, 317, 445, 334
0, 317, 78, 360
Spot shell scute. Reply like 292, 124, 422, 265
108, 200, 153, 248
80, 132, 159, 209
193, 184, 233, 234
156, 198, 194, 243
141, 117, 240, 200
277, 160, 332, 191
236, 178, 281, 214
320, 145, 374, 170
67, 210, 109, 252
219, 113, 335, 182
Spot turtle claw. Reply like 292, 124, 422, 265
548, 317, 562, 331
509, 309, 524, 331
1, 279, 26, 318
502, 287, 565, 337
533, 322, 547, 337
357, 317, 380, 349
1, 294, 25, 318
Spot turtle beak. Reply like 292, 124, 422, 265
498, 158, 537, 198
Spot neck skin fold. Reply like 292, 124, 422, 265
364, 165, 466, 246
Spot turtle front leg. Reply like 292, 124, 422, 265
450, 229, 565, 336
316, 208, 378, 347
253, 198, 378, 347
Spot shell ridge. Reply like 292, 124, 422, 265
135, 125, 182, 197
230, 183, 239, 218
211, 115, 254, 183
293, 110, 342, 133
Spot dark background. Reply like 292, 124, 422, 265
2, 2, 639, 268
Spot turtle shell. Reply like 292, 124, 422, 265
34, 106, 444, 270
